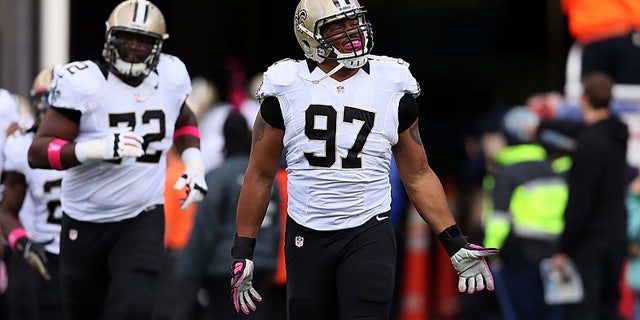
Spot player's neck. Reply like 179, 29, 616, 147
319, 61, 358, 82
113, 73, 145, 87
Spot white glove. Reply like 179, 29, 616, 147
230, 258, 262, 315
450, 243, 498, 293
75, 129, 144, 162
173, 147, 207, 210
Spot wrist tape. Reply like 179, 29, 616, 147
8, 228, 27, 250
174, 125, 201, 140
47, 138, 69, 170
438, 224, 469, 257
181, 147, 205, 175
232, 235, 256, 260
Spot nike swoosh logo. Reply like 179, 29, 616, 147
376, 214, 389, 221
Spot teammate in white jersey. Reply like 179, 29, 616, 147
0, 89, 21, 176
27, 1, 207, 319
0, 66, 64, 319
0, 85, 23, 317
230, 0, 499, 318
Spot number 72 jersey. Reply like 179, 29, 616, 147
257, 58, 420, 231
49, 54, 191, 222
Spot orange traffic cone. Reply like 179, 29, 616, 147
274, 169, 289, 286
432, 241, 461, 319
399, 205, 430, 320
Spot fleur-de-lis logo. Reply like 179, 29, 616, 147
294, 9, 307, 29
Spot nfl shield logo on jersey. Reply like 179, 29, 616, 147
69, 229, 78, 241
336, 86, 345, 94
295, 235, 304, 248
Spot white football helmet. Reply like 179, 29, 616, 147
30, 65, 55, 123
102, 0, 169, 78
294, 0, 373, 69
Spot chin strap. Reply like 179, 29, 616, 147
298, 62, 345, 84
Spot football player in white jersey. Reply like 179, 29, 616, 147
0, 85, 23, 316
27, 1, 207, 319
230, 0, 499, 318
0, 66, 64, 319
0, 89, 21, 175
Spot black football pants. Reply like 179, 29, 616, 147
285, 213, 396, 320
59, 206, 164, 320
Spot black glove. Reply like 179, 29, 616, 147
15, 237, 51, 281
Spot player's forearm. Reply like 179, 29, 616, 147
0, 212, 22, 239
173, 135, 200, 153
404, 167, 456, 234
28, 136, 80, 170
235, 173, 274, 238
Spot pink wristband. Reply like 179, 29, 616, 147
8, 228, 27, 250
174, 125, 201, 140
47, 138, 69, 170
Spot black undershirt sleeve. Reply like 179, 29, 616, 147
260, 97, 285, 130
398, 93, 419, 133
51, 106, 81, 125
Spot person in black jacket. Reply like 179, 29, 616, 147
552, 72, 629, 320
175, 111, 281, 320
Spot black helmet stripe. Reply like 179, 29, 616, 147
132, 1, 149, 24
332, 0, 352, 7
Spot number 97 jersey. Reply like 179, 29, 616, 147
257, 59, 420, 231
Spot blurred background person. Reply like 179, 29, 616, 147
483, 106, 568, 320
152, 144, 200, 320
626, 172, 640, 320
195, 69, 261, 173
0, 65, 64, 320
552, 72, 630, 320
176, 111, 281, 319
0, 83, 35, 319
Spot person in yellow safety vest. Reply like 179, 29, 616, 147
483, 106, 569, 320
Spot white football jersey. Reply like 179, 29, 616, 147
257, 59, 420, 231
0, 89, 21, 176
50, 54, 191, 222
4, 131, 63, 254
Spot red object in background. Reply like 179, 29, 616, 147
399, 206, 430, 320
620, 261, 636, 320
431, 243, 461, 320
223, 56, 248, 112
